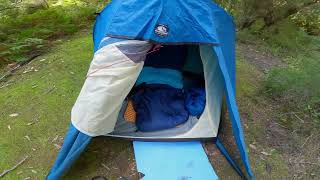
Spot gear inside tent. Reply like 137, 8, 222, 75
47, 0, 254, 179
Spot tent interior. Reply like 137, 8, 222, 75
104, 44, 224, 140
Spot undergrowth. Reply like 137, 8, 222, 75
0, 0, 109, 64
257, 21, 320, 130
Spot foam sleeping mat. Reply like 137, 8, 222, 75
133, 141, 218, 180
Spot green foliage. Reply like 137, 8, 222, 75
260, 21, 314, 54
291, 3, 320, 35
263, 26, 320, 125
1, 38, 45, 62
216, 0, 319, 33
0, 0, 109, 62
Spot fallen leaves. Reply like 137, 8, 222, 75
9, 113, 19, 117
53, 144, 61, 150
51, 135, 59, 143
249, 144, 257, 150
31, 170, 37, 174
27, 122, 34, 126
261, 151, 271, 156
31, 84, 38, 89
24, 136, 31, 141
21, 66, 40, 74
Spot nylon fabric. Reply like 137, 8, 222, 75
46, 124, 92, 179
72, 41, 151, 136
93, 0, 221, 45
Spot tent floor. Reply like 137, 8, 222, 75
106, 100, 217, 141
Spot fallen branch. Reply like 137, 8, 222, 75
0, 54, 40, 82
0, 156, 29, 178
0, 64, 21, 82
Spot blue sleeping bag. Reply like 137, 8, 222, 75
184, 88, 206, 116
132, 84, 189, 132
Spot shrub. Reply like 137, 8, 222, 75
291, 4, 320, 36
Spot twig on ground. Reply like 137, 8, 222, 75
301, 134, 313, 148
0, 156, 29, 178
297, 161, 318, 165
0, 83, 12, 89
293, 112, 305, 123
45, 85, 56, 94
101, 163, 110, 170
273, 122, 289, 129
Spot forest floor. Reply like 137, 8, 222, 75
0, 31, 319, 180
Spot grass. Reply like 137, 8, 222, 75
236, 58, 290, 179
0, 33, 93, 179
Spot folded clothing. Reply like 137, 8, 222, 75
136, 67, 183, 89
184, 88, 206, 116
132, 84, 189, 132
124, 99, 136, 123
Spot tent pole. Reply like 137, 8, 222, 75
216, 138, 247, 179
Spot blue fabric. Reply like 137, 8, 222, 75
47, 124, 92, 179
132, 84, 189, 132
136, 67, 183, 89
184, 88, 206, 116
145, 45, 188, 70
93, 0, 226, 51
214, 46, 254, 179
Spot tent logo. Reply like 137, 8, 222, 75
155, 24, 169, 37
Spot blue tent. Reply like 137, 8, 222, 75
47, 0, 254, 179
